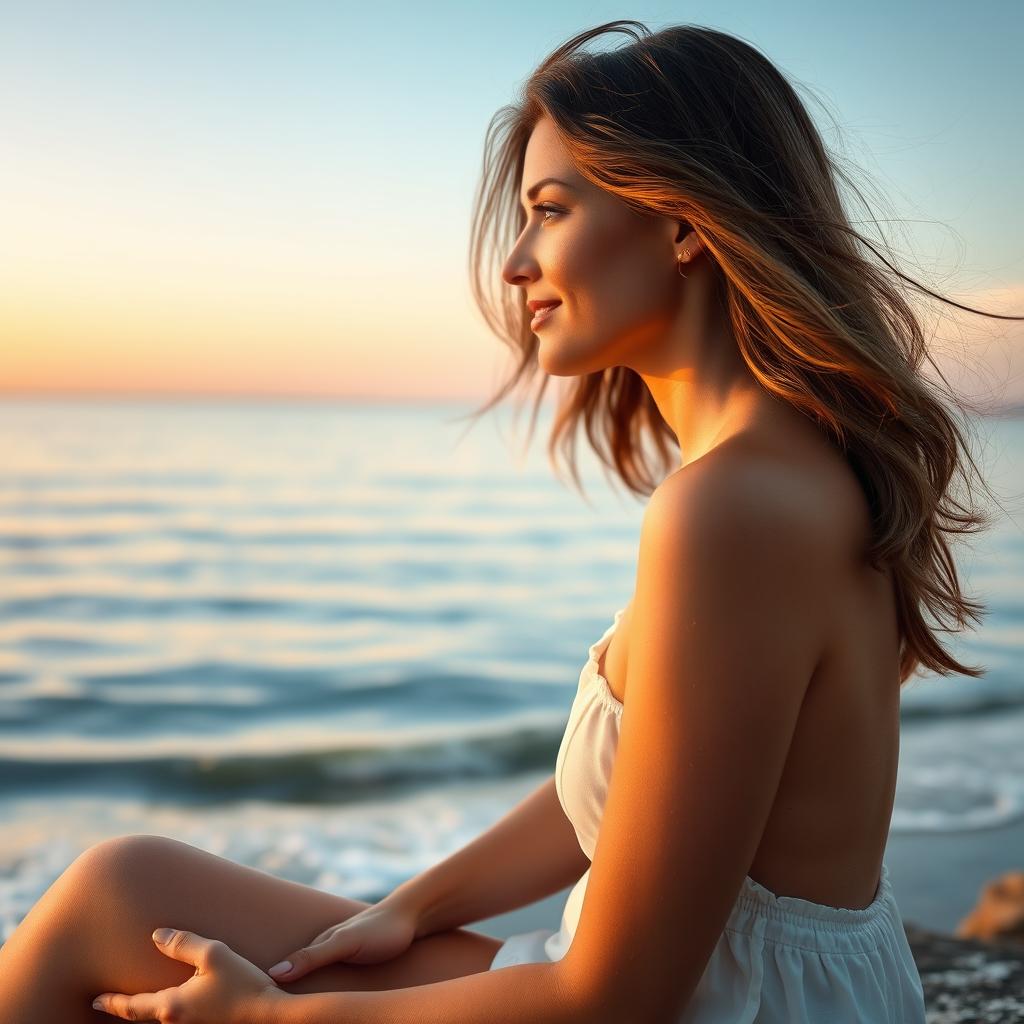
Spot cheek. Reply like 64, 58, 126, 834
578, 243, 675, 336
595, 217, 663, 283
538, 217, 676, 366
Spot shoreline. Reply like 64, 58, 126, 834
885, 814, 1024, 934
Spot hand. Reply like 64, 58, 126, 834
92, 927, 286, 1024
267, 898, 419, 983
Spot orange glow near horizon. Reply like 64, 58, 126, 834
3, 275, 1021, 406
0, 268, 502, 401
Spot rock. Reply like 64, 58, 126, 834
956, 870, 1024, 946
905, 920, 1024, 1022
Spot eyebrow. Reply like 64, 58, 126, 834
521, 177, 577, 205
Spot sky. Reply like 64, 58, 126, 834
1, 0, 1021, 405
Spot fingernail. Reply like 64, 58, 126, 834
269, 960, 291, 977
153, 928, 174, 943
92, 998, 103, 1010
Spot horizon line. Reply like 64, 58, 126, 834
0, 387, 1014, 416
0, 387, 521, 407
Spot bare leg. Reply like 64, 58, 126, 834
0, 833, 504, 1023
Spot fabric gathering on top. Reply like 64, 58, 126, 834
488, 606, 928, 1023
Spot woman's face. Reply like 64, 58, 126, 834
501, 116, 685, 377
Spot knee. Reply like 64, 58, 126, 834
69, 834, 184, 892
18, 836, 184, 938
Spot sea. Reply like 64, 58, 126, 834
2, 396, 1022, 943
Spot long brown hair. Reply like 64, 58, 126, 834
451, 20, 1023, 686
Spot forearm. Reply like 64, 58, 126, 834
258, 959, 596, 1024
385, 774, 590, 937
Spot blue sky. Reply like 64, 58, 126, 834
1, 0, 1020, 402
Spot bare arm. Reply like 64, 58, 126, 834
259, 962, 597, 1024
384, 773, 590, 937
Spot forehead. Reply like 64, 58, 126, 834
521, 117, 577, 189
518, 118, 654, 230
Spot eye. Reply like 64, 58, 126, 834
532, 203, 562, 223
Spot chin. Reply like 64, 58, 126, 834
538, 352, 568, 376
535, 329, 574, 374
538, 337, 611, 378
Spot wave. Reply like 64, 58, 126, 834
0, 719, 564, 804
899, 690, 1024, 720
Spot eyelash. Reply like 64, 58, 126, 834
532, 203, 562, 223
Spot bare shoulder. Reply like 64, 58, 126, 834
633, 439, 847, 681
646, 439, 840, 565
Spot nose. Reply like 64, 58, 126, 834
501, 242, 538, 290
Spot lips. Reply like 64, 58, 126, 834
527, 299, 561, 313
530, 303, 560, 328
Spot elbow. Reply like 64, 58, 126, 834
550, 959, 613, 1023
550, 960, 628, 1024
553, 959, 686, 1024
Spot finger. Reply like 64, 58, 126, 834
310, 922, 344, 946
268, 933, 359, 981
92, 989, 162, 1019
152, 927, 211, 968
270, 929, 337, 974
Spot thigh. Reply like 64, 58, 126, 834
62, 834, 503, 1000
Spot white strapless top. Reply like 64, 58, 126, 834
545, 605, 626, 960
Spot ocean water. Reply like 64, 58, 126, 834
1, 396, 1022, 942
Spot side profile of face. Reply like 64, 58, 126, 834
501, 116, 694, 377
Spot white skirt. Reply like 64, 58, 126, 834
489, 861, 927, 1023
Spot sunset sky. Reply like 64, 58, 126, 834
1, 0, 1021, 404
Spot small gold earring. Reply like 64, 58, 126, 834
677, 249, 690, 278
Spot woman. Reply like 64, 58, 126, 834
1, 20, 1018, 1023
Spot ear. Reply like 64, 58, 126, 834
664, 218, 700, 256
677, 221, 701, 253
